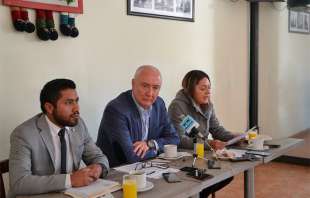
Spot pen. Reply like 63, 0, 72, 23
246, 126, 257, 133
205, 141, 219, 161
147, 171, 155, 175
192, 156, 197, 167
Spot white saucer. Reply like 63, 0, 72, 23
138, 181, 154, 192
158, 153, 183, 160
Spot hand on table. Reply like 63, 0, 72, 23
87, 164, 102, 180
70, 164, 102, 187
133, 141, 149, 158
209, 140, 226, 150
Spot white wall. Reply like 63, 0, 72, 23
259, 3, 310, 138
0, 0, 250, 159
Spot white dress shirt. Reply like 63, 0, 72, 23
131, 93, 159, 152
45, 116, 73, 188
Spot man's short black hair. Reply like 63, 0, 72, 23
40, 79, 76, 113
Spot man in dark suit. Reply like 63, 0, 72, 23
96, 65, 179, 167
9, 79, 109, 197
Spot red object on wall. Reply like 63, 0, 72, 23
3, 0, 83, 13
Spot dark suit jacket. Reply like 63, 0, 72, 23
96, 90, 179, 167
9, 113, 109, 197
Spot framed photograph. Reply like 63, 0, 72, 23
127, 0, 195, 22
3, 0, 83, 13
289, 10, 310, 34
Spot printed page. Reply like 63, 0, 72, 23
64, 179, 121, 198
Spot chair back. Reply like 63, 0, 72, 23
0, 159, 9, 198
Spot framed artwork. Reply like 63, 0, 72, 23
3, 0, 83, 13
289, 10, 310, 34
127, 0, 195, 22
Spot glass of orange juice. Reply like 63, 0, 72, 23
248, 131, 257, 140
195, 142, 204, 158
123, 175, 137, 198
248, 131, 258, 147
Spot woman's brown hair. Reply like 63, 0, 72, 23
182, 70, 210, 98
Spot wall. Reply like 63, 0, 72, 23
259, 3, 310, 139
0, 0, 249, 160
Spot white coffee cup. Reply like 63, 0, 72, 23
249, 138, 264, 150
128, 170, 147, 189
164, 144, 177, 158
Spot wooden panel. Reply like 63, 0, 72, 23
3, 0, 83, 13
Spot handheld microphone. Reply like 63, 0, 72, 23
179, 115, 205, 140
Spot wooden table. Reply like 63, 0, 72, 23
18, 138, 303, 198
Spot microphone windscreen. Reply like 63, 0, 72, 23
180, 115, 199, 135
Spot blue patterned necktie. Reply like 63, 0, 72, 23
142, 110, 151, 140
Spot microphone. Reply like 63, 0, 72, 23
179, 115, 205, 140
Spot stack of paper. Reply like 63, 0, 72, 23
64, 179, 121, 198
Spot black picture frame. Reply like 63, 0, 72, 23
288, 10, 310, 34
127, 0, 195, 22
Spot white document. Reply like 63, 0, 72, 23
226, 133, 247, 146
64, 179, 121, 198
113, 162, 140, 173
227, 149, 247, 158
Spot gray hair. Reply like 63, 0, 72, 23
133, 65, 162, 80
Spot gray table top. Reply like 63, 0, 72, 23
18, 154, 261, 198
262, 138, 304, 163
18, 137, 302, 198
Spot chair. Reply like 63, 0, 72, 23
0, 159, 9, 198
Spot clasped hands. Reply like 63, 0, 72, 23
70, 164, 102, 187
133, 141, 149, 158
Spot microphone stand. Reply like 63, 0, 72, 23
180, 135, 214, 180
193, 135, 221, 169
189, 137, 212, 180
204, 139, 218, 161
191, 136, 209, 168
204, 139, 222, 169
192, 153, 198, 168
192, 138, 197, 167
181, 137, 201, 170
191, 137, 208, 168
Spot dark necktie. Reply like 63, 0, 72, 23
58, 128, 67, 174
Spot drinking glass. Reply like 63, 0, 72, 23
122, 175, 137, 198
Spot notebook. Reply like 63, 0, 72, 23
64, 179, 121, 198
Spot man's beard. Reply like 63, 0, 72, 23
52, 111, 79, 127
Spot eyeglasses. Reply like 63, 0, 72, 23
134, 161, 169, 170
